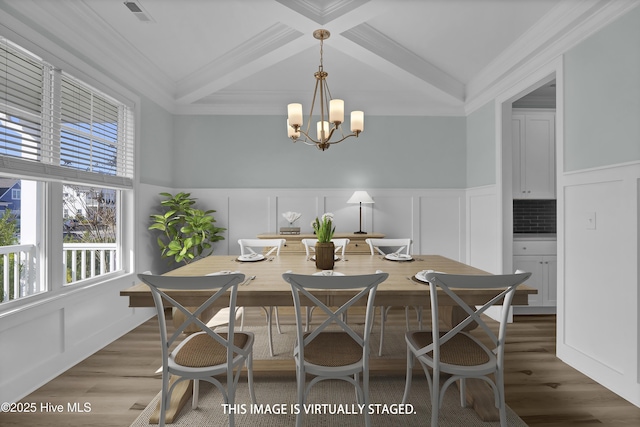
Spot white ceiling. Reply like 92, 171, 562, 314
0, 0, 626, 116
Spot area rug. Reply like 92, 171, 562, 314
132, 321, 527, 426
131, 377, 527, 426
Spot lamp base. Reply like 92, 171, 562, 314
353, 231, 367, 234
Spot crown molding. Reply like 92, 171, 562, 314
465, 0, 640, 114
0, 0, 175, 112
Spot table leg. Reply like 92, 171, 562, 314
149, 376, 193, 424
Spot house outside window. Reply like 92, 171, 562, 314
0, 36, 135, 306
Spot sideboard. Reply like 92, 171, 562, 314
257, 232, 385, 255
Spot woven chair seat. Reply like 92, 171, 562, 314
408, 331, 490, 366
303, 332, 362, 367
174, 332, 249, 368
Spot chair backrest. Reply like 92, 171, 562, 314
424, 271, 531, 366
365, 238, 412, 256
331, 238, 350, 257
301, 239, 317, 257
137, 273, 245, 364
301, 238, 350, 257
283, 272, 388, 362
238, 238, 286, 256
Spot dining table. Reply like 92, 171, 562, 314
121, 253, 535, 423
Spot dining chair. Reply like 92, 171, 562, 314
300, 238, 351, 331
283, 271, 388, 427
138, 272, 257, 427
365, 237, 420, 356
238, 238, 285, 356
401, 270, 531, 427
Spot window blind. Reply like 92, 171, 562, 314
0, 37, 134, 188
0, 40, 44, 163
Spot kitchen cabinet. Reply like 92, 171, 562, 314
512, 110, 556, 199
513, 237, 557, 314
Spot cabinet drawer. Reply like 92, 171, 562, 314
346, 241, 371, 254
513, 240, 556, 255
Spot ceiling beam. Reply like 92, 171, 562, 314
340, 23, 465, 102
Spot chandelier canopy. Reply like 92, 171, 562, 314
287, 29, 364, 151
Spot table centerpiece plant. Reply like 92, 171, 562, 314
312, 213, 336, 270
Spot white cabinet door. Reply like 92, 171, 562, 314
512, 110, 556, 199
513, 255, 544, 307
513, 254, 557, 312
544, 255, 557, 306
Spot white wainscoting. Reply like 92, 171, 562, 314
557, 161, 640, 406
162, 188, 468, 262
0, 275, 154, 403
466, 185, 501, 274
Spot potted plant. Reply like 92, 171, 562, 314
149, 192, 226, 265
312, 213, 335, 270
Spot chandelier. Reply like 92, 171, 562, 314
286, 29, 364, 151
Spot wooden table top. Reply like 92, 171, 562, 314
121, 254, 536, 308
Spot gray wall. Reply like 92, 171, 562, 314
139, 96, 175, 186
168, 115, 467, 189
564, 6, 640, 171
466, 102, 496, 187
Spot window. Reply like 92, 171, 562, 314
0, 36, 134, 306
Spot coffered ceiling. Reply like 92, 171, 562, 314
0, 0, 631, 116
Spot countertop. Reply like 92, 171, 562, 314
513, 233, 557, 241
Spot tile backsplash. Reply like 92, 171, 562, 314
513, 199, 557, 234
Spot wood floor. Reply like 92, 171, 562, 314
2, 308, 640, 426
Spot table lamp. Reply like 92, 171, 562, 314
347, 190, 374, 234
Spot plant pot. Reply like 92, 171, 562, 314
315, 242, 335, 270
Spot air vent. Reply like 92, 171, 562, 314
124, 1, 155, 23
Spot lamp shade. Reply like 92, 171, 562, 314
347, 191, 374, 204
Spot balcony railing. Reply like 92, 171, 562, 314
63, 242, 117, 284
1, 243, 117, 303
0, 244, 37, 303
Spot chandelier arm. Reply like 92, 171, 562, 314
286, 28, 363, 151
292, 128, 360, 146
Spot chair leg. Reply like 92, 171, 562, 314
431, 368, 440, 427
496, 370, 507, 427
267, 307, 275, 357
295, 365, 304, 427
459, 378, 466, 407
159, 371, 170, 427
378, 306, 390, 356
247, 352, 257, 404
405, 306, 411, 330
274, 306, 282, 334
362, 371, 371, 427
402, 350, 413, 404
192, 379, 199, 409
260, 306, 275, 357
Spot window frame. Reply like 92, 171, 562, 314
0, 35, 137, 311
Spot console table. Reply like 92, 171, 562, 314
257, 232, 385, 254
